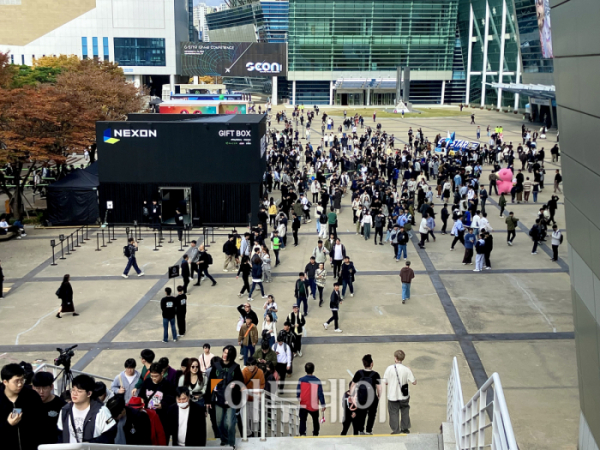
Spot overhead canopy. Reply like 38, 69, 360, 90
487, 82, 556, 99
46, 164, 99, 225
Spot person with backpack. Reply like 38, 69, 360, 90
473, 235, 486, 272
351, 354, 382, 435
160, 287, 178, 343
204, 346, 244, 448
529, 219, 542, 255
287, 304, 306, 357
550, 224, 563, 262
247, 252, 267, 301
505, 212, 519, 246
297, 362, 326, 437
122, 237, 144, 278
222, 235, 238, 272
238, 316, 259, 366
195, 244, 217, 287
318, 208, 329, 238
127, 396, 167, 446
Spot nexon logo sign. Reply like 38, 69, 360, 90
103, 128, 157, 144
246, 62, 282, 74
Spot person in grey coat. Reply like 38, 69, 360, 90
110, 358, 140, 404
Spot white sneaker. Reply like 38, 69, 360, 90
532, 252, 537, 254
248, 298, 253, 301
473, 269, 481, 272
298, 351, 303, 357
485, 267, 491, 270
508, 241, 513, 246
238, 293, 243, 297
223, 269, 229, 272
350, 293, 354, 297
323, 322, 329, 330
262, 295, 268, 298
121, 274, 128, 278
334, 329, 343, 333
138, 272, 145, 277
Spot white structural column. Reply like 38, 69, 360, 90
169, 74, 175, 95
480, 0, 490, 107
497, 0, 507, 109
465, 4, 474, 105
514, 49, 522, 110
440, 80, 446, 105
330, 81, 334, 106
367, 87, 371, 106
193, 76, 199, 84
272, 76, 278, 106
292, 80, 296, 106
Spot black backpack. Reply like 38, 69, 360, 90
123, 245, 131, 258
355, 370, 377, 408
205, 253, 213, 265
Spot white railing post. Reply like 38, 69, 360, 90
241, 389, 248, 442
260, 390, 266, 441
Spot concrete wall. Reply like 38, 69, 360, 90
553, 0, 600, 448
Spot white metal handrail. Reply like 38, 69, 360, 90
34, 363, 113, 394
239, 388, 301, 441
447, 357, 518, 450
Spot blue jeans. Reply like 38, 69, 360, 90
242, 344, 255, 366
298, 296, 308, 315
163, 318, 177, 341
248, 282, 265, 298
216, 405, 237, 446
308, 278, 317, 299
533, 191, 538, 202
124, 257, 142, 275
397, 245, 407, 260
402, 283, 411, 300
342, 279, 353, 296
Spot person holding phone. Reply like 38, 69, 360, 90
1, 363, 47, 449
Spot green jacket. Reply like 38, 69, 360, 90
499, 195, 507, 208
254, 347, 278, 366
505, 216, 518, 231
328, 211, 337, 225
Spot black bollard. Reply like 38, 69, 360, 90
60, 239, 66, 260
70, 233, 76, 252
179, 235, 184, 251
137, 222, 143, 241
50, 240, 57, 265
112, 224, 116, 240
85, 225, 90, 241
168, 228, 173, 244
101, 229, 107, 247
153, 232, 159, 251
96, 233, 101, 251
75, 229, 81, 248
65, 235, 71, 255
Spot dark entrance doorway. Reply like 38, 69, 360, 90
341, 93, 348, 106
159, 187, 191, 225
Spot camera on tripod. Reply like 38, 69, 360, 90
55, 344, 77, 369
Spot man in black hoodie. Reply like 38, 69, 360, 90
1, 363, 48, 449
204, 345, 244, 449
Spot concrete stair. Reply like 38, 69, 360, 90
205, 434, 442, 449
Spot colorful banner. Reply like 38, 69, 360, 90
159, 105, 217, 114
219, 104, 247, 115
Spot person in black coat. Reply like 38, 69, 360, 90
56, 274, 78, 318
181, 255, 190, 294
167, 387, 207, 447
106, 395, 152, 445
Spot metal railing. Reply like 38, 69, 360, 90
239, 389, 301, 441
447, 356, 518, 450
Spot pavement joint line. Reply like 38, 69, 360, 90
486, 197, 570, 272
3, 267, 568, 285
0, 331, 574, 355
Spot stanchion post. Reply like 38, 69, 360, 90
50, 240, 57, 266
137, 221, 143, 241
101, 229, 107, 247
179, 234, 184, 251
85, 225, 90, 241
111, 224, 116, 241
168, 228, 173, 244
95, 233, 101, 251
65, 235, 71, 255
59, 235, 66, 260
211, 227, 215, 244
70, 233, 76, 251
75, 229, 81, 247
126, 227, 130, 241
153, 233, 159, 251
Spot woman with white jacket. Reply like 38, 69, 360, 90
310, 179, 321, 203
361, 211, 373, 240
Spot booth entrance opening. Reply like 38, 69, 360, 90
159, 187, 191, 225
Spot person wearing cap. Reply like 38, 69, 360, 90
238, 316, 259, 366
287, 304, 306, 357
32, 371, 66, 444
106, 395, 152, 445
550, 225, 562, 262
505, 211, 519, 246
127, 396, 167, 446
399, 261, 415, 304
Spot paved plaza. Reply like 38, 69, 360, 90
0, 108, 577, 449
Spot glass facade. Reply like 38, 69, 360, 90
513, 0, 553, 74
92, 37, 98, 59
103, 37, 109, 61
288, 0, 458, 72
457, 0, 520, 107
206, 0, 288, 43
114, 38, 166, 67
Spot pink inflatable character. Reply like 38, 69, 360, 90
496, 168, 513, 194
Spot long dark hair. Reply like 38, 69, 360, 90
62, 274, 70, 284
183, 357, 202, 387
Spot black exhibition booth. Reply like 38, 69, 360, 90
96, 114, 267, 226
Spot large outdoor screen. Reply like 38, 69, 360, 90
536, 0, 553, 59
181, 42, 287, 77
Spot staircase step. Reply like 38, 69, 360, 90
211, 434, 441, 449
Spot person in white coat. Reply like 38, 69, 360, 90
110, 358, 140, 404
418, 214, 430, 249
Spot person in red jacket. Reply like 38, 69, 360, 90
127, 396, 166, 446
296, 362, 326, 436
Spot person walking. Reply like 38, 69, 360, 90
323, 283, 343, 332
181, 255, 190, 294
462, 228, 475, 265
0, 259, 4, 299
297, 362, 326, 437
238, 316, 259, 366
287, 304, 306, 357
195, 244, 217, 287
505, 212, 519, 246
550, 224, 563, 262
396, 226, 409, 261
399, 261, 414, 304
160, 287, 178, 343
56, 274, 79, 318
350, 354, 381, 435
341, 256, 356, 299
122, 237, 145, 278
248, 253, 267, 301
315, 263, 327, 307
236, 255, 252, 298
554, 170, 562, 193
383, 350, 416, 435
222, 235, 238, 272
304, 257, 318, 301
530, 219, 541, 255
294, 273, 310, 316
